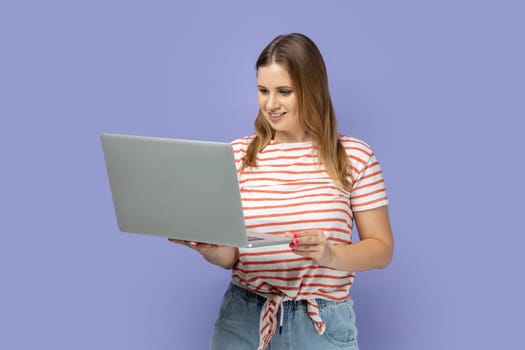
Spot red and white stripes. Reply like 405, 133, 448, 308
230, 135, 388, 350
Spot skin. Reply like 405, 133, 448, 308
256, 63, 308, 143
169, 62, 394, 271
288, 206, 394, 271
168, 239, 238, 269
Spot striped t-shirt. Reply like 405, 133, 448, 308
230, 135, 388, 349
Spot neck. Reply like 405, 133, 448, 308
273, 131, 311, 143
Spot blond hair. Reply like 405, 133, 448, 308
242, 33, 351, 190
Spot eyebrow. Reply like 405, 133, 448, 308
257, 85, 293, 89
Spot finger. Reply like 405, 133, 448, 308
292, 236, 321, 246
283, 231, 295, 239
168, 239, 199, 249
293, 230, 321, 240
168, 238, 186, 245
304, 232, 327, 245
193, 243, 219, 251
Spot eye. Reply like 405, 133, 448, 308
258, 87, 269, 95
279, 89, 292, 96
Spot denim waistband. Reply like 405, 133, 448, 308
229, 283, 349, 312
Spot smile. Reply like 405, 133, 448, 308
269, 112, 286, 120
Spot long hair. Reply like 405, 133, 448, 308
242, 33, 351, 190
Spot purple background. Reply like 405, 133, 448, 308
1, 1, 524, 349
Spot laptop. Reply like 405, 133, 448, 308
100, 133, 291, 248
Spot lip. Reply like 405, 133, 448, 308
268, 112, 286, 122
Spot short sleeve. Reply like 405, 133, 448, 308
349, 151, 389, 212
230, 136, 254, 171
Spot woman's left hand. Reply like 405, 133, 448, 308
288, 230, 333, 266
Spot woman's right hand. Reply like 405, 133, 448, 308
168, 238, 239, 269
168, 238, 219, 253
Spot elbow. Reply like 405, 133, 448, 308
376, 240, 394, 269
222, 260, 238, 270
222, 249, 240, 270
376, 256, 392, 269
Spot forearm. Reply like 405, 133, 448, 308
201, 246, 239, 269
322, 238, 393, 272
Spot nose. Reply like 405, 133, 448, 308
266, 93, 280, 111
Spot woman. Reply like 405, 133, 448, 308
170, 33, 393, 350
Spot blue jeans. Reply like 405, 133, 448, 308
211, 283, 359, 350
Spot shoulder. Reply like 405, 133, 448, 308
230, 135, 255, 163
338, 135, 374, 161
230, 135, 255, 151
340, 135, 387, 187
231, 135, 255, 147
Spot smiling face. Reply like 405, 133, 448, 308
257, 63, 308, 143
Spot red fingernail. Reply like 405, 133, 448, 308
294, 238, 300, 245
293, 233, 298, 239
